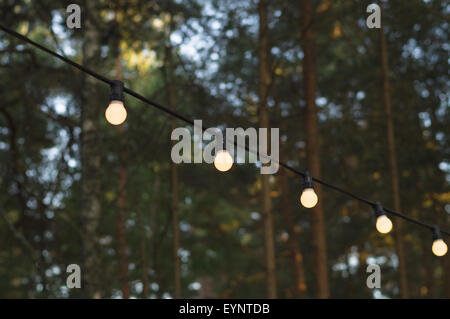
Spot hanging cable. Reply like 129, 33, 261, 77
0, 24, 448, 243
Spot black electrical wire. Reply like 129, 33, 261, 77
0, 25, 113, 85
0, 24, 195, 127
1, 24, 448, 237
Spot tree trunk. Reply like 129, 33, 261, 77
114, 54, 130, 299
426, 94, 450, 298
420, 230, 434, 298
258, 0, 277, 299
274, 92, 308, 298
81, 1, 102, 298
138, 205, 149, 298
299, 0, 330, 298
165, 15, 181, 298
435, 196, 450, 298
442, 222, 450, 298
379, 21, 409, 299
279, 161, 308, 298
443, 253, 450, 298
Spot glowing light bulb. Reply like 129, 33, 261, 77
373, 202, 393, 234
300, 188, 318, 208
376, 215, 393, 234
214, 150, 233, 172
432, 239, 448, 257
105, 100, 127, 125
106, 80, 126, 125
300, 172, 318, 208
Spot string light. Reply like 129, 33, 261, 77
214, 149, 233, 172
432, 226, 448, 257
1, 24, 449, 257
300, 172, 318, 208
105, 80, 127, 125
373, 202, 393, 234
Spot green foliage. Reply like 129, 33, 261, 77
0, 0, 448, 298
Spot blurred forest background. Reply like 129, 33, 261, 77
0, 0, 449, 298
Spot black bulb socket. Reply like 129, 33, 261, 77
109, 80, 124, 102
432, 225, 442, 241
302, 171, 314, 190
373, 202, 386, 218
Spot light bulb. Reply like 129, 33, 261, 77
105, 100, 127, 125
376, 215, 393, 234
214, 150, 233, 172
432, 239, 448, 257
300, 188, 318, 208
